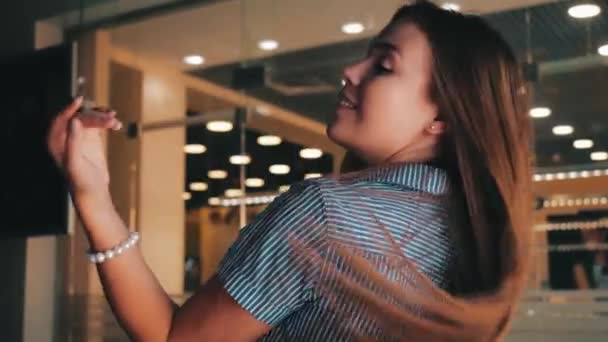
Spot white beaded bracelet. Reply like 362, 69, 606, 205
87, 232, 140, 264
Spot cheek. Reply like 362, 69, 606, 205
359, 83, 418, 141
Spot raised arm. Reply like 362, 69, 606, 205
47, 98, 269, 341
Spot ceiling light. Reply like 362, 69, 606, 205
599, 43, 608, 56
258, 39, 279, 51
341, 22, 365, 34
300, 148, 323, 159
208, 197, 221, 206
245, 178, 265, 188
279, 185, 290, 193
189, 182, 208, 191
573, 139, 594, 149
305, 173, 322, 179
182, 192, 192, 200
206, 120, 233, 132
269, 164, 290, 175
591, 151, 608, 161
441, 2, 461, 11
568, 4, 601, 18
183, 55, 205, 65
229, 154, 251, 165
225, 189, 244, 197
184, 144, 206, 154
208, 170, 228, 179
257, 135, 282, 146
529, 107, 551, 118
552, 125, 574, 136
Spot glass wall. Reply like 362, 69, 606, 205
42, 0, 608, 340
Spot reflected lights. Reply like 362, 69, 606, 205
552, 125, 574, 136
230, 154, 251, 165
300, 148, 323, 159
269, 164, 291, 175
225, 189, 244, 197
189, 182, 208, 191
529, 107, 551, 118
591, 151, 608, 161
257, 135, 282, 146
246, 178, 265, 188
208, 170, 228, 179
206, 120, 233, 132
305, 173, 323, 179
184, 144, 206, 154
573, 139, 594, 149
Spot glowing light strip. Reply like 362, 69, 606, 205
534, 169, 608, 182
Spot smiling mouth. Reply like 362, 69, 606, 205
338, 93, 358, 110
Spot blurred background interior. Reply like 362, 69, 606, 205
1, 0, 608, 341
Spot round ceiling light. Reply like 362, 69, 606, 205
300, 148, 323, 159
591, 151, 608, 161
568, 4, 601, 18
552, 125, 574, 136
184, 144, 206, 154
246, 178, 265, 188
304, 173, 322, 179
529, 107, 551, 118
258, 39, 279, 51
189, 182, 208, 191
573, 139, 594, 149
229, 154, 251, 165
257, 135, 282, 146
279, 185, 290, 193
269, 164, 291, 175
182, 192, 192, 200
208, 197, 221, 206
206, 120, 233, 132
208, 170, 228, 179
183, 55, 205, 65
341, 22, 365, 34
441, 2, 461, 11
599, 43, 608, 56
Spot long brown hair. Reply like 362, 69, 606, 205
332, 1, 533, 340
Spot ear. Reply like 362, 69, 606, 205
425, 120, 447, 136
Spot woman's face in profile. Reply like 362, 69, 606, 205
327, 22, 440, 164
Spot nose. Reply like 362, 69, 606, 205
342, 60, 366, 87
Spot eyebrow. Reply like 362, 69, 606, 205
367, 39, 402, 57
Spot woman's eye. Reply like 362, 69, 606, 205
374, 63, 392, 74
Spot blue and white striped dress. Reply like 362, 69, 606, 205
217, 162, 455, 341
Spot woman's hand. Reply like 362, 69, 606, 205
47, 97, 122, 203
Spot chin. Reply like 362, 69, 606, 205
326, 123, 348, 148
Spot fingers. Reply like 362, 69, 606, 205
61, 96, 84, 119
78, 110, 123, 131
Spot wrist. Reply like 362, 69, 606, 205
72, 188, 114, 213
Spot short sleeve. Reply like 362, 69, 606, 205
216, 181, 327, 326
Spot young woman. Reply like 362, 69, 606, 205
47, 1, 532, 341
